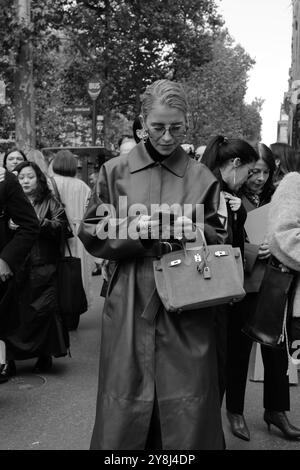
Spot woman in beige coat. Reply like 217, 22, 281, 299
50, 151, 92, 329
267, 150, 300, 438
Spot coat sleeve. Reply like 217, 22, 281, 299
78, 165, 149, 260
203, 178, 227, 245
268, 173, 300, 271
0, 172, 40, 271
39, 197, 70, 246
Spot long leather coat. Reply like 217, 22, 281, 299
79, 142, 227, 450
0, 170, 40, 271
0, 170, 40, 335
5, 195, 69, 359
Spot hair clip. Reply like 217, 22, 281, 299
218, 136, 228, 147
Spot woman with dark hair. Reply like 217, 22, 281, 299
269, 142, 299, 186
50, 150, 91, 330
1, 162, 70, 377
201, 135, 258, 437
201, 135, 258, 261
3, 148, 27, 173
225, 143, 300, 441
52, 150, 77, 177
242, 143, 275, 210
0, 167, 40, 383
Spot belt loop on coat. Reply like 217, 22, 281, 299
141, 288, 162, 324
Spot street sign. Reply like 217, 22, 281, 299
63, 106, 91, 115
0, 80, 6, 105
88, 81, 102, 101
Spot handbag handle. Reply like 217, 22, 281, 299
180, 225, 209, 267
186, 225, 208, 251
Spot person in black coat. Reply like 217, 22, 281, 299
201, 135, 258, 445
0, 167, 40, 383
2, 162, 70, 377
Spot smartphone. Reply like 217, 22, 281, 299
151, 210, 176, 225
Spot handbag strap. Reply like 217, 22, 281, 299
50, 177, 73, 258
50, 176, 61, 203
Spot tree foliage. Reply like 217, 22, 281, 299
0, 0, 224, 147
184, 33, 262, 147
54, 0, 223, 113
0, 1, 262, 150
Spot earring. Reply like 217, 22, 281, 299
141, 129, 149, 143
233, 169, 236, 186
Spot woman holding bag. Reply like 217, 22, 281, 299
79, 79, 227, 450
267, 147, 300, 420
201, 136, 258, 414
225, 143, 300, 441
50, 150, 91, 329
2, 162, 69, 376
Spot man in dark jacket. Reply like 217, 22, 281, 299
0, 167, 40, 383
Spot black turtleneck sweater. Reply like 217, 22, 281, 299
145, 139, 169, 163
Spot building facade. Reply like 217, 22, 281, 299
278, 0, 300, 147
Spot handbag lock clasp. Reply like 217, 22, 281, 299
169, 259, 182, 267
194, 253, 202, 262
214, 250, 227, 257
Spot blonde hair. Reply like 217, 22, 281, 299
141, 79, 188, 120
26, 149, 48, 174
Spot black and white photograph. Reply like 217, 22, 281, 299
1, 0, 300, 454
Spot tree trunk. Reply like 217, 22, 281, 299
14, 0, 35, 153
101, 0, 111, 149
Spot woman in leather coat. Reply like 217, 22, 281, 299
201, 135, 258, 442
3, 162, 69, 375
79, 79, 227, 450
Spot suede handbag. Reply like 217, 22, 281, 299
242, 256, 295, 348
153, 228, 245, 313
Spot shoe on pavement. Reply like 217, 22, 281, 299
226, 410, 250, 441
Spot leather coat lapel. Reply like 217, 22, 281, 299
129, 142, 189, 178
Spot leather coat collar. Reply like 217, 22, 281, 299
128, 142, 189, 178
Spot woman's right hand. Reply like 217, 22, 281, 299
0, 258, 13, 282
258, 242, 271, 260
137, 214, 175, 240
223, 192, 242, 212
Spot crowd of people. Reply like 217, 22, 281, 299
0, 148, 94, 379
1, 79, 300, 450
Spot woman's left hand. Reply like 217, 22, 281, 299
223, 192, 242, 212
258, 242, 271, 260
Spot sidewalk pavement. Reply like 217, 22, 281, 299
0, 276, 300, 450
